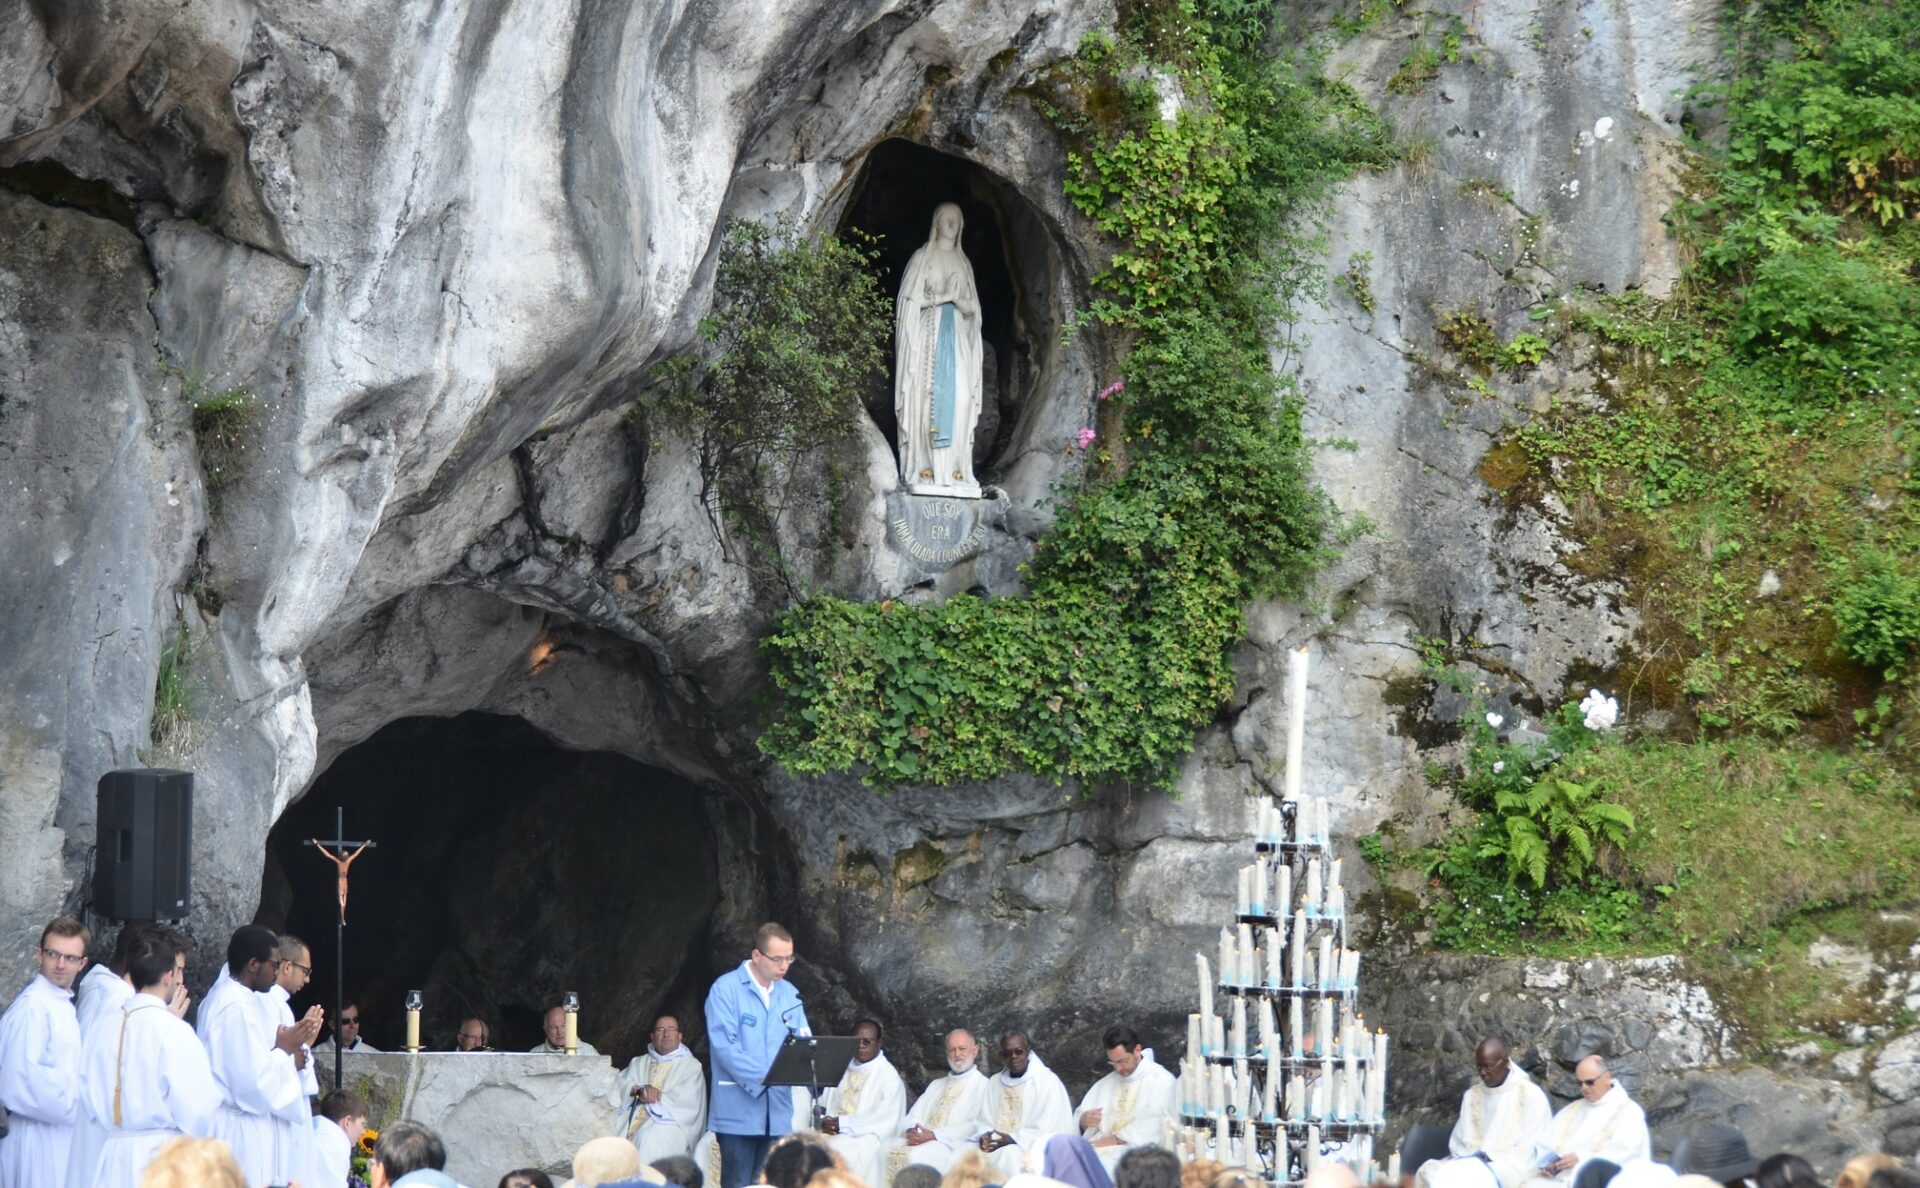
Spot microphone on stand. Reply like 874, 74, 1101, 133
781, 997, 806, 1036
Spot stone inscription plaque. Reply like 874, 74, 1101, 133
887, 492, 993, 570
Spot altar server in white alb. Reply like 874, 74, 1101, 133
978, 1031, 1073, 1180
69, 923, 193, 1188
268, 934, 324, 1188
820, 1019, 908, 1188
1075, 1026, 1179, 1174
0, 917, 88, 1188
1416, 1038, 1554, 1188
613, 1015, 708, 1160
885, 1030, 994, 1178
1518, 1057, 1650, 1188
79, 926, 222, 1188
200, 924, 324, 1187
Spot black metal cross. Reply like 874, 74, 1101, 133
304, 806, 376, 1091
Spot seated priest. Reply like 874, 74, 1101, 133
884, 1030, 993, 1179
532, 1004, 600, 1056
614, 1016, 708, 1161
821, 1019, 908, 1188
1075, 1026, 1178, 1174
1518, 1057, 1650, 1188
978, 1031, 1073, 1180
1415, 1038, 1553, 1188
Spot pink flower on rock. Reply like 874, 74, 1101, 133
1098, 380, 1126, 401
1075, 427, 1097, 450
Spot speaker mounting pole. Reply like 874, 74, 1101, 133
305, 807, 376, 1093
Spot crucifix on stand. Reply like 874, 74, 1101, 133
305, 807, 376, 1092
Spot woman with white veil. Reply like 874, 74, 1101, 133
894, 202, 984, 497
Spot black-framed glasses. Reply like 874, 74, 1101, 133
287, 962, 313, 976
1577, 1076, 1604, 1087
758, 952, 797, 966
40, 948, 86, 965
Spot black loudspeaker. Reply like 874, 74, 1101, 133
94, 769, 193, 920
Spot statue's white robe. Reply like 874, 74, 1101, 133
984, 1055, 1074, 1180
1075, 1052, 1179, 1174
201, 976, 307, 1187
613, 1047, 708, 1161
1516, 1085, 1650, 1188
67, 967, 133, 1188
1416, 1067, 1554, 1188
885, 1067, 994, 1177
80, 995, 221, 1188
822, 1052, 909, 1188
0, 974, 80, 1188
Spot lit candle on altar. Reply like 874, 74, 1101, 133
404, 989, 422, 1052
1264, 1049, 1279, 1118
1277, 865, 1292, 920
1285, 646, 1309, 801
1304, 859, 1322, 914
1251, 862, 1267, 916
1289, 997, 1305, 1058
562, 990, 580, 1054
1347, 950, 1362, 992
1318, 935, 1332, 989
1215, 1110, 1230, 1160
1317, 999, 1334, 1060
1389, 1152, 1402, 1183
1265, 927, 1282, 988
1237, 924, 1256, 987
1232, 998, 1248, 1058
1244, 1115, 1263, 1173
1286, 1073, 1305, 1121
1290, 910, 1306, 984
1211, 1014, 1226, 1055
1375, 1031, 1390, 1120
1308, 1126, 1322, 1172
1259, 998, 1276, 1052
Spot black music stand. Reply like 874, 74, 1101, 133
766, 1035, 861, 1130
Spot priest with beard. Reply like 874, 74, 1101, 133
1518, 1057, 1650, 1188
884, 1029, 994, 1179
1075, 1026, 1178, 1174
1416, 1038, 1553, 1188
820, 1019, 908, 1188
614, 1015, 708, 1160
978, 1031, 1073, 1180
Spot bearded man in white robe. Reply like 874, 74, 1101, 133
821, 1019, 908, 1188
979, 1032, 1072, 1180
0, 917, 88, 1188
201, 925, 322, 1187
885, 1029, 994, 1178
613, 1015, 707, 1161
1417, 1038, 1554, 1188
1075, 1026, 1178, 1175
1519, 1057, 1650, 1188
80, 926, 221, 1188
268, 936, 324, 1188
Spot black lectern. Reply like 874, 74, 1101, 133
765, 1035, 861, 1130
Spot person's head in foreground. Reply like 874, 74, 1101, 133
1866, 1168, 1920, 1188
1181, 1159, 1225, 1188
568, 1135, 645, 1187
138, 1137, 246, 1188
370, 1121, 450, 1187
652, 1155, 703, 1188
760, 1133, 839, 1188
1838, 1156, 1900, 1188
942, 1149, 991, 1188
501, 1173, 557, 1188
1044, 1134, 1115, 1188
894, 1165, 943, 1188
1301, 1165, 1360, 1188
320, 1088, 371, 1145
1114, 1146, 1181, 1188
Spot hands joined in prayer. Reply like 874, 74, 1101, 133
628, 1085, 663, 1105
1079, 1108, 1102, 1132
277, 1004, 325, 1061
820, 1116, 841, 1136
1547, 1156, 1578, 1174
904, 1124, 935, 1147
979, 1130, 1013, 1152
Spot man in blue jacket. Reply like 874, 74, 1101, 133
706, 922, 810, 1188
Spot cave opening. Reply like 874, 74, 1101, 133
257, 711, 746, 1064
839, 138, 1054, 481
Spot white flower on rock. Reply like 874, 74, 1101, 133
1492, 761, 1506, 774
1486, 712, 1504, 729
1580, 689, 1620, 731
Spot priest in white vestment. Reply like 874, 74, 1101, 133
0, 919, 88, 1188
613, 1016, 708, 1161
1075, 1027, 1178, 1175
885, 1030, 994, 1179
821, 1020, 908, 1188
1518, 1058, 1650, 1188
269, 937, 324, 1188
980, 1033, 1073, 1181
80, 927, 222, 1188
68, 948, 138, 1188
1416, 1039, 1554, 1188
533, 1005, 602, 1056
201, 926, 320, 1188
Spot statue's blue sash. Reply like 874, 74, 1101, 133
930, 301, 957, 448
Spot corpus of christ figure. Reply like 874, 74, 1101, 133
310, 837, 372, 924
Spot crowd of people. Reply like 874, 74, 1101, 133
2, 919, 1913, 1188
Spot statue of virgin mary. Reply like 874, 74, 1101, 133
894, 202, 984, 498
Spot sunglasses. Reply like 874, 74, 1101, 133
1577, 1076, 1604, 1088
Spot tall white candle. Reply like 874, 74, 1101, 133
1305, 859, 1322, 913
1317, 797, 1330, 848
1285, 646, 1309, 801
1189, 1012, 1203, 1061
1318, 934, 1333, 989
1244, 1114, 1263, 1173
1265, 928, 1282, 988
1219, 929, 1235, 988
1376, 1031, 1390, 1120
1232, 998, 1248, 1058
1278, 865, 1293, 920
1237, 924, 1255, 988
1290, 996, 1305, 1058
1198, 954, 1213, 1021
1215, 1109, 1229, 1158
1287, 1074, 1305, 1121
1237, 866, 1250, 915
1389, 1152, 1402, 1183
1317, 998, 1334, 1060
1328, 859, 1343, 911
1308, 1126, 1322, 1172
1263, 1056, 1278, 1119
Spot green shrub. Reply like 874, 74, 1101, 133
1730, 241, 1920, 390
1832, 550, 1920, 674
